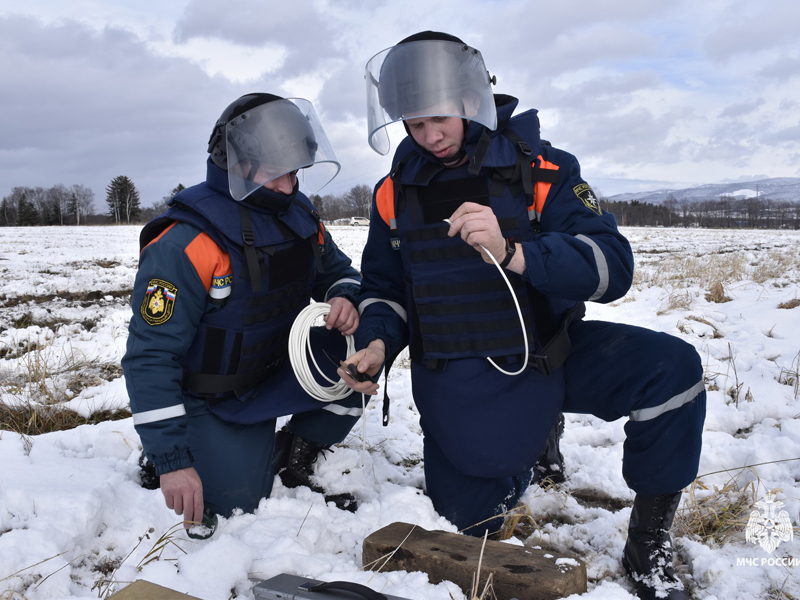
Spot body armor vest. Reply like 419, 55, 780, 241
386, 109, 581, 368
140, 182, 324, 400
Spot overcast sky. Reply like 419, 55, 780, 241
2, 0, 799, 210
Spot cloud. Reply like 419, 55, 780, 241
0, 15, 243, 207
703, 0, 800, 61
174, 0, 345, 73
758, 57, 800, 81
553, 105, 687, 167
2, 0, 799, 209
762, 125, 800, 145
718, 97, 765, 119
533, 71, 662, 113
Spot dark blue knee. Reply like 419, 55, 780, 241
424, 435, 529, 536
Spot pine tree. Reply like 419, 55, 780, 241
168, 183, 185, 201
106, 176, 141, 224
310, 194, 324, 219
16, 193, 40, 226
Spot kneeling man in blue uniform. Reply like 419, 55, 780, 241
123, 94, 363, 536
342, 32, 705, 600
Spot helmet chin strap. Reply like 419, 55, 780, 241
246, 160, 260, 183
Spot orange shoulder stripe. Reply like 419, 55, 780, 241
532, 156, 560, 217
375, 177, 395, 227
184, 232, 231, 293
317, 221, 326, 246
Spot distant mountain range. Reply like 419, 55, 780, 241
607, 177, 800, 204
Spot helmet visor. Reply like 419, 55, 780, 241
365, 39, 497, 155
226, 98, 340, 200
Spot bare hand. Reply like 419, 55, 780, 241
447, 202, 524, 273
340, 340, 385, 396
324, 296, 359, 336
160, 467, 204, 528
447, 202, 506, 263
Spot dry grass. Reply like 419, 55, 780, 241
676, 460, 800, 545
1, 338, 129, 438
487, 503, 540, 542
678, 315, 724, 338
469, 531, 495, 600
0, 403, 131, 437
777, 351, 800, 399
0, 340, 117, 405
702, 343, 756, 407
675, 477, 759, 544
90, 524, 191, 598
705, 282, 732, 303
778, 298, 800, 309
657, 290, 696, 315
633, 246, 800, 290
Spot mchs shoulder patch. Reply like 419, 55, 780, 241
573, 183, 602, 215
141, 279, 177, 326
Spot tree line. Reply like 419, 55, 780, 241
1, 184, 97, 226
310, 184, 372, 223
5, 175, 797, 230
0, 176, 372, 227
600, 194, 800, 229
0, 177, 185, 227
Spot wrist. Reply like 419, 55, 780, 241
368, 338, 386, 353
498, 237, 516, 269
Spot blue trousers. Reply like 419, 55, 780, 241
183, 328, 361, 517
414, 320, 706, 535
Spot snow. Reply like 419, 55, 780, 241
724, 189, 759, 198
1, 225, 800, 599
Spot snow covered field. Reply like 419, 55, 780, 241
1, 225, 800, 600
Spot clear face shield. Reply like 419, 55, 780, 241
365, 39, 497, 155
225, 98, 340, 201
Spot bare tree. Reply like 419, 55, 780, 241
69, 184, 95, 225
663, 195, 678, 227
1, 196, 17, 226
344, 184, 372, 218
320, 193, 348, 222
48, 184, 70, 225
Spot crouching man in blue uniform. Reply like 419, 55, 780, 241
342, 32, 705, 600
123, 94, 363, 537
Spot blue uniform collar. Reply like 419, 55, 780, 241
206, 158, 232, 197
392, 94, 542, 186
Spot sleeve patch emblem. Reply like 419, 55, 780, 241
210, 273, 233, 300
140, 279, 178, 325
573, 183, 602, 215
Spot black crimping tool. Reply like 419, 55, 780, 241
323, 349, 378, 383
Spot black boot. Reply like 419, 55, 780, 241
622, 492, 689, 600
138, 451, 160, 490
531, 414, 566, 486
272, 427, 358, 512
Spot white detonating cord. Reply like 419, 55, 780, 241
288, 301, 369, 465
444, 219, 529, 376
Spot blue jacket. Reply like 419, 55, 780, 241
123, 160, 361, 475
355, 95, 634, 364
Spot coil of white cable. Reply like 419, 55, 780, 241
289, 301, 370, 465
288, 302, 357, 402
